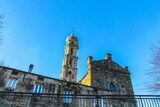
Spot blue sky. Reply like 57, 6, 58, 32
0, 0, 160, 95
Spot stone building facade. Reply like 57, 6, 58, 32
79, 54, 134, 96
0, 34, 136, 107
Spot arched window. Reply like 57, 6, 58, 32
70, 48, 74, 55
66, 71, 72, 78
68, 71, 72, 81
109, 83, 116, 92
69, 58, 73, 67
68, 71, 72, 75
71, 41, 74, 45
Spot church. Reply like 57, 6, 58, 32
0, 33, 136, 107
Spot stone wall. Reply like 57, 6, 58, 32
90, 59, 134, 95
79, 57, 134, 96
0, 65, 136, 107
0, 66, 96, 94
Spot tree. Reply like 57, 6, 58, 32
149, 40, 160, 94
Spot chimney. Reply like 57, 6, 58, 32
28, 64, 33, 73
87, 56, 93, 64
124, 66, 128, 71
105, 53, 112, 60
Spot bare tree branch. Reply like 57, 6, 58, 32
149, 39, 160, 94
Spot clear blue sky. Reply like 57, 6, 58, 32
0, 0, 160, 95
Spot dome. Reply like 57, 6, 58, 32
66, 33, 78, 41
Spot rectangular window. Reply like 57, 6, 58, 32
6, 78, 18, 89
93, 98, 104, 107
63, 91, 72, 103
33, 84, 43, 93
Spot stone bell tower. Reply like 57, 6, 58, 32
60, 33, 78, 82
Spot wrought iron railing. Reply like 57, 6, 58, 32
0, 92, 159, 107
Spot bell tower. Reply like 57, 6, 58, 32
60, 33, 78, 82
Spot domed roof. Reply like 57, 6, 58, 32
66, 33, 78, 41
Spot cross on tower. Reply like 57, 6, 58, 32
72, 27, 76, 34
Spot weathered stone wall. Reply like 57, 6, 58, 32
0, 66, 136, 107
90, 59, 134, 95
0, 66, 96, 94
0, 67, 12, 91
79, 56, 134, 96
0, 68, 6, 89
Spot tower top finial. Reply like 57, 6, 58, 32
71, 27, 76, 36
71, 33, 74, 36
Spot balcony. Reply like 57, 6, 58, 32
0, 91, 159, 107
